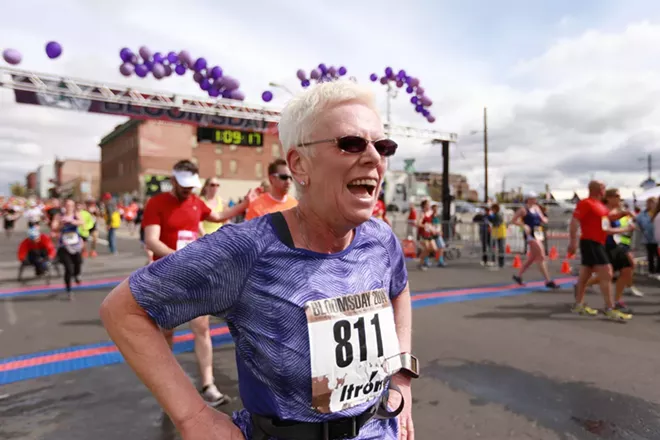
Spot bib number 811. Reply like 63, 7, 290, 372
333, 314, 384, 368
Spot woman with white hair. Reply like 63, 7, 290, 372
100, 80, 417, 440
512, 193, 559, 289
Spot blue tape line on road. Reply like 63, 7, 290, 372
0, 279, 575, 385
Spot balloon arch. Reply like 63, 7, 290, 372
3, 44, 436, 124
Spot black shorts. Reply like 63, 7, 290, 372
4, 219, 14, 230
89, 224, 97, 234
579, 239, 609, 267
607, 245, 632, 272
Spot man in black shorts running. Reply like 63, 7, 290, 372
568, 181, 632, 322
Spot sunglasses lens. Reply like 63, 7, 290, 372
336, 136, 369, 153
374, 139, 398, 157
279, 174, 292, 181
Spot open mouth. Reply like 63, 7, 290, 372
347, 178, 378, 198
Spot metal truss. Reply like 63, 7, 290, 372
0, 66, 458, 142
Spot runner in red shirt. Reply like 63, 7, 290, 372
568, 180, 633, 321
372, 191, 391, 226
141, 159, 255, 406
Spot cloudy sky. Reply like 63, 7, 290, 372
1, 0, 660, 197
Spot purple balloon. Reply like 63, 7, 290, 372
420, 96, 432, 107
210, 66, 223, 79
119, 62, 134, 76
2, 49, 22, 65
163, 64, 173, 76
397, 69, 406, 79
178, 50, 191, 65
200, 79, 211, 91
328, 66, 337, 77
370, 73, 378, 82
120, 48, 133, 62
421, 109, 430, 117
262, 91, 273, 102
415, 105, 423, 113
296, 69, 306, 81
152, 63, 165, 79
396, 80, 404, 88
135, 64, 148, 78
153, 52, 163, 63
138, 46, 152, 61
416, 86, 425, 95
310, 68, 321, 80
193, 71, 204, 83
318, 63, 328, 74
230, 90, 245, 101
222, 90, 233, 99
175, 64, 186, 75
45, 41, 62, 59
167, 51, 178, 63
427, 115, 436, 123
223, 76, 240, 91
301, 79, 311, 88
385, 67, 393, 77
338, 66, 347, 76
380, 77, 388, 85
144, 60, 154, 70
411, 96, 418, 104
408, 77, 420, 87
194, 57, 207, 72
209, 88, 220, 98
130, 55, 138, 64
406, 86, 414, 93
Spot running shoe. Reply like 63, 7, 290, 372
604, 308, 632, 322
512, 275, 524, 285
571, 303, 598, 316
624, 286, 644, 297
614, 301, 633, 314
545, 281, 559, 289
201, 384, 231, 407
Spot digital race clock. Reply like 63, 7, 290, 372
197, 127, 264, 147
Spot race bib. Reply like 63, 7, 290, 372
613, 234, 622, 244
62, 232, 79, 246
601, 217, 610, 231
176, 230, 197, 250
534, 230, 544, 241
305, 289, 401, 414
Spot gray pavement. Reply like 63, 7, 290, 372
2, 220, 660, 440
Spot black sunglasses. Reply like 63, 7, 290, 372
298, 135, 398, 157
271, 173, 292, 181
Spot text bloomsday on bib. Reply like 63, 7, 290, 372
305, 289, 400, 414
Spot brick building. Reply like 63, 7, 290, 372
25, 172, 37, 194
54, 159, 101, 200
99, 119, 283, 201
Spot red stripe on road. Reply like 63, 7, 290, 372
0, 276, 126, 296
0, 326, 231, 372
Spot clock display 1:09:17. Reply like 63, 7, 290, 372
214, 129, 263, 146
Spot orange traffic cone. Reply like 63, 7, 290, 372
512, 254, 522, 268
505, 244, 511, 254
561, 259, 571, 274
549, 246, 558, 261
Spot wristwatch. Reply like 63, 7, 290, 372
397, 352, 419, 379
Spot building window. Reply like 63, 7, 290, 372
272, 143, 280, 157
191, 135, 198, 148
256, 147, 263, 154
230, 144, 237, 152
229, 160, 238, 174
215, 145, 223, 154
255, 162, 263, 178
215, 159, 223, 176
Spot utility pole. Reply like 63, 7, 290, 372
483, 107, 489, 204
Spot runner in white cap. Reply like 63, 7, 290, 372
140, 159, 255, 407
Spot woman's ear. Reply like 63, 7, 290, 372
287, 148, 309, 186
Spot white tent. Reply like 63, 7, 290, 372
636, 186, 660, 202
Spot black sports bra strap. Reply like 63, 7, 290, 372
269, 212, 295, 248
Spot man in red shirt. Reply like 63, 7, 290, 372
142, 159, 254, 406
568, 180, 632, 321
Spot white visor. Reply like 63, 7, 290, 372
172, 170, 201, 188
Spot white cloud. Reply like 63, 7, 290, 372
1, 2, 660, 198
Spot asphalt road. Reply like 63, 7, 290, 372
2, 221, 660, 440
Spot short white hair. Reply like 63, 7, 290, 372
278, 80, 379, 156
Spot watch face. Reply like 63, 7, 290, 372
410, 355, 419, 375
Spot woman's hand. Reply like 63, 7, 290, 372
179, 406, 245, 440
388, 374, 414, 440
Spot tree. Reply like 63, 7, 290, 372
9, 182, 27, 197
